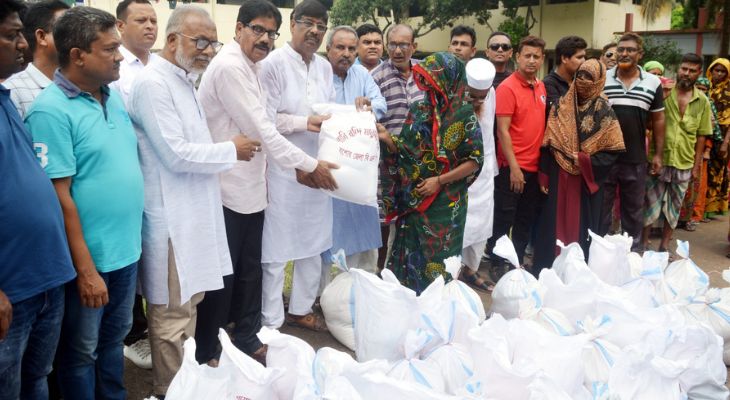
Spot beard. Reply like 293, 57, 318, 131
175, 42, 208, 75
677, 77, 694, 90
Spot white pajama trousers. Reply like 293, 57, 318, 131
462, 240, 488, 272
262, 255, 322, 328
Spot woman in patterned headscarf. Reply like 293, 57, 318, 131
679, 76, 723, 231
378, 52, 483, 293
705, 58, 730, 217
533, 59, 625, 270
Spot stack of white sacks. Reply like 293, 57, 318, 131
165, 235, 730, 400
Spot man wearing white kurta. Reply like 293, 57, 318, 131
258, 0, 335, 331
127, 6, 260, 397
461, 58, 499, 290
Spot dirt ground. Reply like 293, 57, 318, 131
124, 215, 730, 399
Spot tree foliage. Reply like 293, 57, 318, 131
642, 35, 683, 72
329, 0, 492, 39
497, 0, 536, 45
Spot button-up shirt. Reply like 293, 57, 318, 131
199, 41, 318, 215
333, 64, 386, 120
370, 59, 424, 135
258, 42, 336, 263
661, 87, 712, 169
110, 45, 157, 106
3, 62, 51, 117
128, 56, 235, 305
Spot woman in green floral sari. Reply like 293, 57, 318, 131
378, 52, 483, 293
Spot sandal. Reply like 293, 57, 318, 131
458, 269, 494, 292
683, 221, 698, 232
286, 312, 329, 332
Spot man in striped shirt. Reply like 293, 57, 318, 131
371, 24, 423, 136
601, 32, 665, 250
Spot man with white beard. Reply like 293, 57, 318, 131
460, 58, 498, 291
127, 5, 261, 398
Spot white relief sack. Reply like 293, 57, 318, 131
314, 104, 379, 206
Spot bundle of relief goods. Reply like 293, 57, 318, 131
313, 103, 379, 206
319, 250, 355, 350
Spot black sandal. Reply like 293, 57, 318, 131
458, 270, 494, 292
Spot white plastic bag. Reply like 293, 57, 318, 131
518, 293, 575, 336
316, 106, 379, 206
621, 251, 667, 308
320, 250, 356, 351
662, 240, 709, 302
551, 240, 590, 285
586, 230, 633, 286
166, 337, 230, 400
527, 373, 574, 400
680, 288, 730, 341
387, 330, 446, 393
257, 327, 316, 400
442, 256, 487, 322
578, 316, 622, 394
490, 236, 543, 319
350, 268, 418, 361
539, 268, 601, 328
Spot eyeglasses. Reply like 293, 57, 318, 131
387, 42, 412, 52
295, 19, 327, 33
176, 33, 223, 52
616, 46, 639, 54
245, 23, 280, 40
604, 51, 615, 58
488, 43, 512, 51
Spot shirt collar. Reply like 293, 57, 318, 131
154, 56, 199, 84
513, 70, 540, 87
25, 63, 52, 88
225, 40, 256, 70
119, 45, 148, 66
610, 65, 646, 81
670, 85, 703, 104
53, 69, 111, 100
283, 42, 315, 65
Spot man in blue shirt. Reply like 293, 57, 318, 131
0, 2, 76, 398
324, 25, 386, 273
25, 7, 144, 399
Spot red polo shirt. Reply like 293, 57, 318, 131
495, 71, 547, 172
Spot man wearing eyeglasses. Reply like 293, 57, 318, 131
126, 6, 261, 398
258, 0, 336, 333
370, 23, 425, 269
194, 0, 338, 366
601, 32, 665, 251
486, 31, 513, 89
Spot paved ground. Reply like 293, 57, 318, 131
125, 215, 730, 399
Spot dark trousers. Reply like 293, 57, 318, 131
600, 162, 647, 249
123, 295, 147, 345
195, 207, 264, 363
487, 167, 541, 265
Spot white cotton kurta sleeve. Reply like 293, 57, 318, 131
210, 55, 317, 173
129, 80, 237, 174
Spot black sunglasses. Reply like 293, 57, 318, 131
489, 43, 512, 51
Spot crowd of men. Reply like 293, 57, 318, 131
0, 0, 722, 399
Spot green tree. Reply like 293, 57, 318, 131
497, 0, 537, 45
329, 0, 492, 39
642, 35, 683, 72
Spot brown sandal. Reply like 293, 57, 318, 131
286, 312, 329, 332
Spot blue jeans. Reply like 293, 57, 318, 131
0, 285, 65, 400
57, 263, 137, 400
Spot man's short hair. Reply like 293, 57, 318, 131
602, 42, 617, 54
555, 35, 587, 65
450, 25, 476, 47
54, 6, 117, 68
165, 5, 211, 36
681, 52, 703, 67
356, 23, 381, 39
237, 0, 282, 30
21, 1, 70, 54
0, 0, 26, 26
386, 24, 415, 43
116, 0, 152, 21
618, 32, 643, 50
487, 31, 510, 45
326, 25, 357, 48
290, 0, 328, 24
517, 35, 545, 53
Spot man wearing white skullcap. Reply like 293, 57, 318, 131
458, 58, 499, 291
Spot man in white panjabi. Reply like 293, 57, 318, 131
127, 6, 261, 398
258, 0, 334, 332
460, 58, 499, 292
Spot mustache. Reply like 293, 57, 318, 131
254, 42, 270, 51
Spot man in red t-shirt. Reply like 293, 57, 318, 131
485, 35, 547, 280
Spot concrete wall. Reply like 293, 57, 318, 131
593, 0, 671, 48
